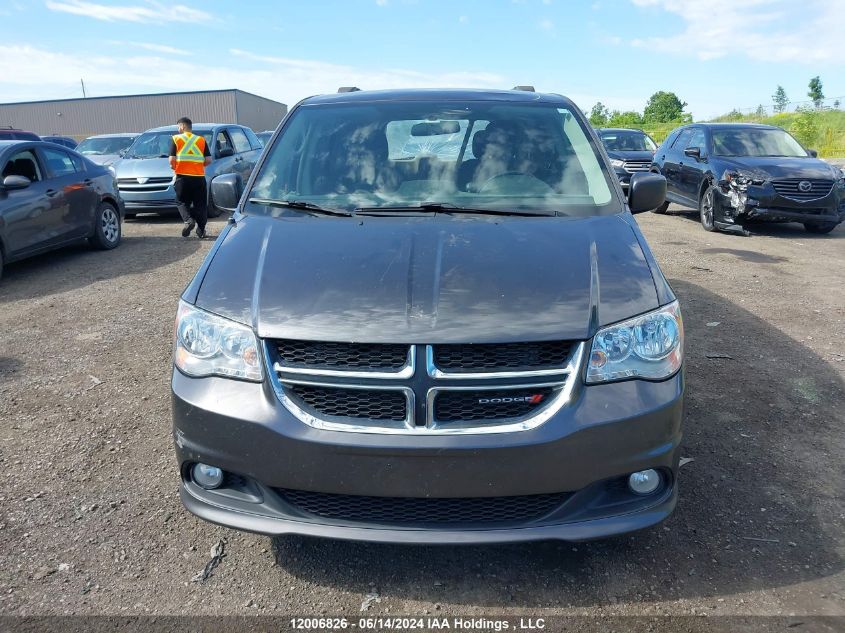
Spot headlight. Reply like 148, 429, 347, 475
609, 158, 625, 168
107, 165, 116, 176
173, 301, 263, 381
586, 302, 683, 383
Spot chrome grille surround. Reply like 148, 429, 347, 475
623, 160, 651, 173
266, 341, 584, 435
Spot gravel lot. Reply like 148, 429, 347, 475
0, 208, 843, 620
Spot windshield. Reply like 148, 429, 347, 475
599, 130, 656, 152
249, 101, 616, 216
77, 136, 135, 156
712, 128, 808, 157
127, 131, 212, 158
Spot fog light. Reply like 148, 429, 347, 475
628, 469, 661, 495
192, 463, 224, 490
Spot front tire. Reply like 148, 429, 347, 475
699, 185, 717, 232
89, 201, 122, 250
804, 221, 837, 234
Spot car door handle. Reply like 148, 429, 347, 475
46, 189, 58, 197
84, 179, 93, 186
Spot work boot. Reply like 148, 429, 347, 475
181, 219, 196, 238
196, 225, 207, 239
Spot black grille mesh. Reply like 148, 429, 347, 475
287, 384, 406, 421
275, 340, 409, 371
772, 179, 834, 200
435, 387, 556, 422
280, 489, 569, 525
433, 341, 571, 373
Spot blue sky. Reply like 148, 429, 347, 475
0, 0, 842, 119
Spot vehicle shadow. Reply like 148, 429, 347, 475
666, 206, 844, 239
271, 279, 844, 608
0, 235, 202, 303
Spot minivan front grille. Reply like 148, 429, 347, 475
269, 340, 583, 434
287, 384, 407, 422
275, 340, 409, 372
117, 176, 173, 192
434, 387, 556, 422
772, 178, 834, 201
279, 488, 570, 526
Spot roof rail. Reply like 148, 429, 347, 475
337, 87, 361, 93
512, 85, 535, 92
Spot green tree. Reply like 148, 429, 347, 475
808, 76, 824, 108
791, 107, 819, 146
589, 102, 610, 126
754, 104, 767, 118
607, 110, 644, 128
772, 85, 788, 113
834, 99, 841, 110
643, 91, 688, 123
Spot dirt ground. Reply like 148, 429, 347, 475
0, 207, 843, 621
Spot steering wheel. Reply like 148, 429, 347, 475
477, 171, 552, 195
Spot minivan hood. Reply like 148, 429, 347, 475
114, 156, 172, 178
194, 213, 660, 344
718, 156, 839, 180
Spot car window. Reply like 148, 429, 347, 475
600, 131, 657, 152
243, 127, 263, 150
2, 149, 43, 182
42, 147, 77, 177
687, 128, 706, 151
670, 129, 692, 149
711, 128, 808, 157
70, 154, 86, 172
127, 131, 212, 159
214, 130, 234, 156
228, 127, 252, 154
250, 100, 616, 216
78, 136, 135, 155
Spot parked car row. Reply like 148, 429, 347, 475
596, 123, 845, 234
0, 122, 269, 280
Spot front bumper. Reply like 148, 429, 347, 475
172, 350, 684, 543
716, 181, 845, 225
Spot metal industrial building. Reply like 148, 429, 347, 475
0, 89, 287, 140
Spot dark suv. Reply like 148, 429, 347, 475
172, 88, 683, 544
651, 123, 845, 234
596, 127, 657, 193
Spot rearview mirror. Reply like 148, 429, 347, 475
628, 172, 666, 214
210, 173, 243, 212
807, 148, 818, 158
683, 146, 702, 160
2, 175, 31, 190
410, 121, 461, 136
217, 147, 234, 158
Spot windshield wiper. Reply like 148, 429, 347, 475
247, 198, 354, 217
355, 202, 555, 217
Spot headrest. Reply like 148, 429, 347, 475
472, 129, 488, 157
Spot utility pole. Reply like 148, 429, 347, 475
81, 78, 87, 98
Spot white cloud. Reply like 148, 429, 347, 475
538, 18, 554, 31
629, 0, 843, 62
116, 42, 193, 56
45, 0, 213, 23
0, 44, 507, 107
375, 0, 388, 5
458, 15, 469, 23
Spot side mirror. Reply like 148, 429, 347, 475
210, 173, 243, 212
2, 175, 31, 190
683, 146, 702, 160
807, 148, 818, 158
217, 147, 234, 158
628, 172, 666, 214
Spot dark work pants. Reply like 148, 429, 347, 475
174, 175, 208, 230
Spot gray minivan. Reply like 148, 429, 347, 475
114, 123, 262, 217
171, 88, 682, 544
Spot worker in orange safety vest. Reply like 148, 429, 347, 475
169, 117, 212, 238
